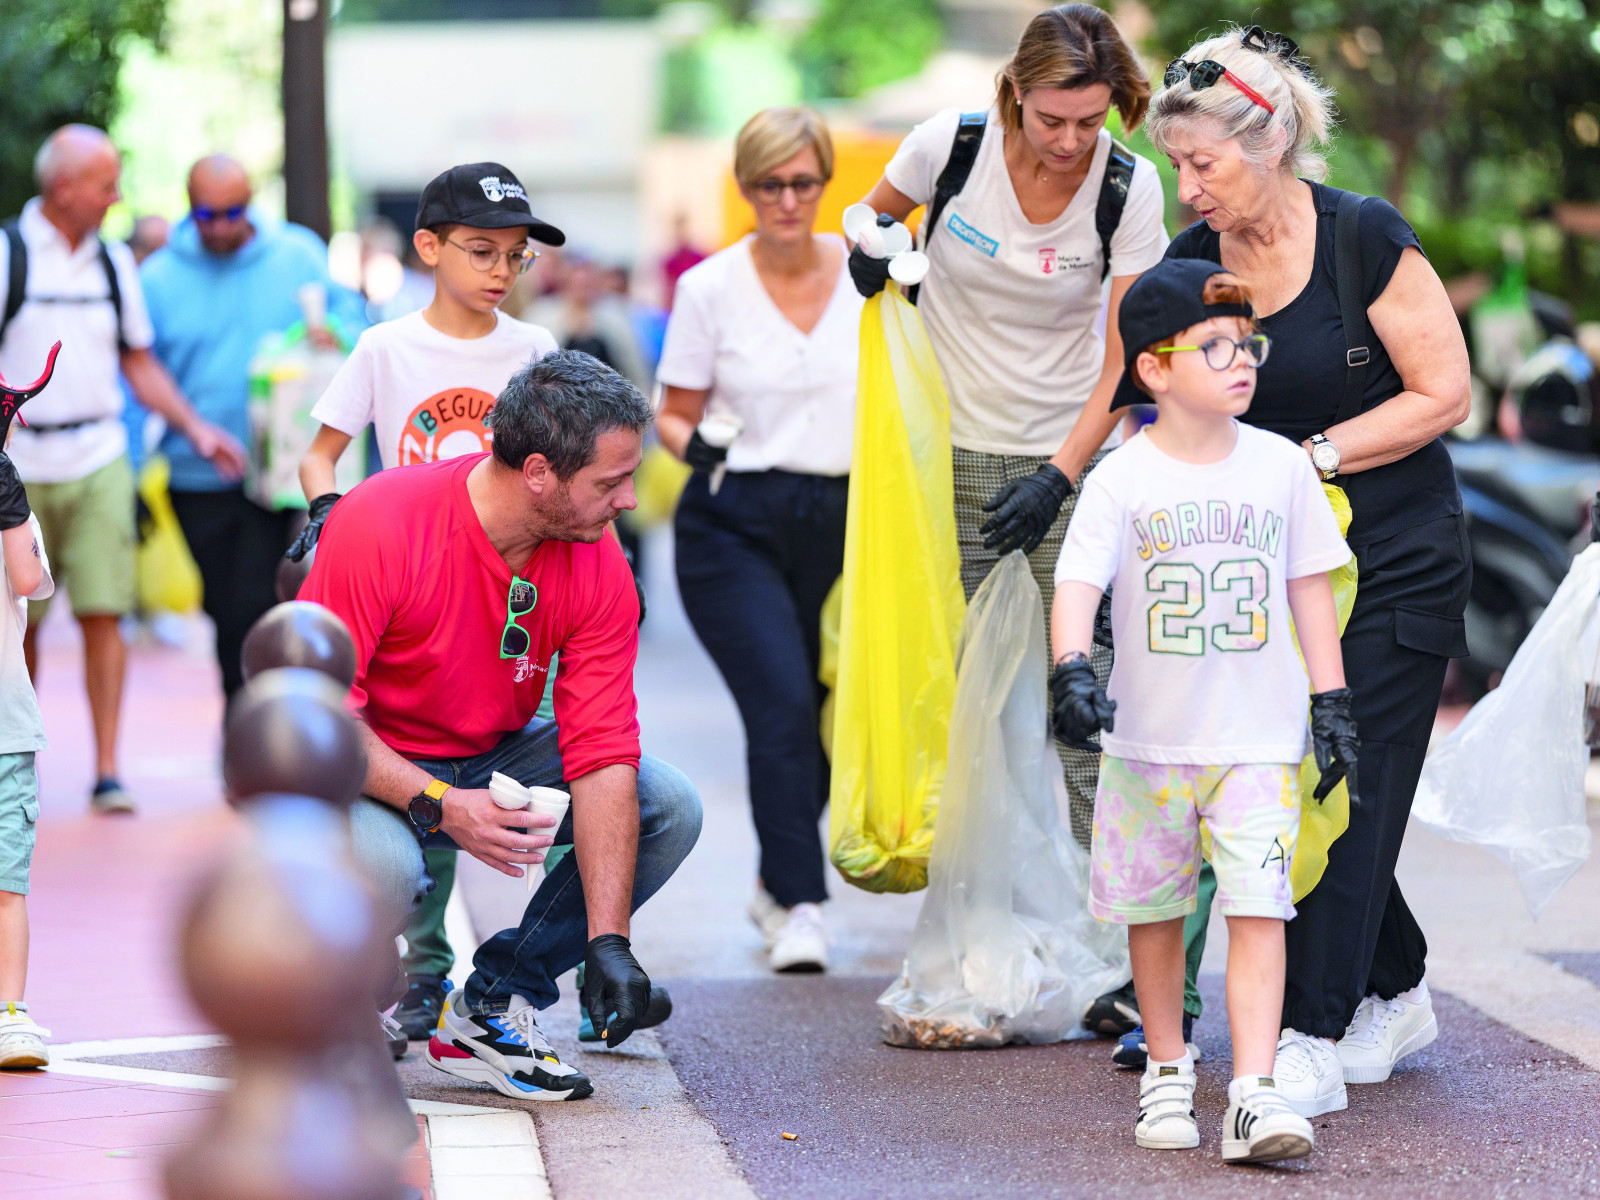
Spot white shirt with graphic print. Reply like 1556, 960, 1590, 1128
1054, 423, 1352, 765
884, 107, 1167, 457
311, 309, 557, 471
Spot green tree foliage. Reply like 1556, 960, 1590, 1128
0, 0, 168, 220
799, 0, 942, 99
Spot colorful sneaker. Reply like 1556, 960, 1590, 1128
1112, 1015, 1202, 1069
1135, 1056, 1199, 1150
90, 778, 136, 815
1272, 1028, 1348, 1117
427, 990, 592, 1101
0, 1002, 50, 1069
1221, 1076, 1314, 1164
1337, 981, 1438, 1084
394, 974, 446, 1041
1083, 979, 1141, 1037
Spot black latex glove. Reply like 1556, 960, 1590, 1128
684, 429, 728, 474
580, 933, 652, 1048
285, 492, 339, 563
0, 453, 29, 532
848, 244, 891, 299
1093, 589, 1114, 649
981, 464, 1073, 555
1310, 687, 1360, 806
633, 569, 647, 626
1049, 653, 1115, 752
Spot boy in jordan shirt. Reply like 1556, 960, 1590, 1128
291, 163, 562, 1041
1050, 261, 1359, 1164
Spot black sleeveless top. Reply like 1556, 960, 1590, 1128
1165, 182, 1462, 547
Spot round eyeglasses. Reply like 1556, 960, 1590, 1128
1154, 334, 1272, 371
445, 238, 540, 276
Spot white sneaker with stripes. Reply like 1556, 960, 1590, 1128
1221, 1076, 1314, 1164
1135, 1057, 1199, 1150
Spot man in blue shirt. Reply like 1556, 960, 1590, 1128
141, 154, 365, 703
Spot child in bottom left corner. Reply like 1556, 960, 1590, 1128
0, 437, 55, 1070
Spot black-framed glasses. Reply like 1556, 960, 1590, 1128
445, 238, 539, 276
499, 575, 538, 659
750, 176, 827, 205
192, 204, 246, 224
1155, 334, 1272, 371
1163, 58, 1277, 115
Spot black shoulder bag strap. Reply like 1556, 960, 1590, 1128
908, 110, 986, 306
96, 238, 129, 353
1333, 189, 1371, 425
1095, 137, 1136, 282
0, 222, 26, 346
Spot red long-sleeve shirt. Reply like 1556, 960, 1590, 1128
301, 454, 640, 778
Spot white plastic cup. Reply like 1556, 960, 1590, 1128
889, 250, 930, 287
841, 203, 877, 245
698, 413, 743, 496
488, 773, 570, 891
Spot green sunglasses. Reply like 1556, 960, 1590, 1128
499, 575, 537, 659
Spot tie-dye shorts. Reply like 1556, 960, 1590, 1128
1089, 757, 1300, 925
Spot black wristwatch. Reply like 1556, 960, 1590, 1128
408, 778, 449, 834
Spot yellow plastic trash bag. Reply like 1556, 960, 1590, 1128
136, 456, 203, 614
632, 442, 691, 530
827, 288, 966, 893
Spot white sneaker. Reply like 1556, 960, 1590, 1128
1221, 1076, 1314, 1163
747, 889, 787, 948
1272, 1028, 1347, 1117
1135, 1058, 1199, 1150
0, 1002, 50, 1069
1338, 981, 1438, 1084
768, 902, 828, 973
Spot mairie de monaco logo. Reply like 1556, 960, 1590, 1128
1039, 248, 1057, 274
478, 176, 528, 204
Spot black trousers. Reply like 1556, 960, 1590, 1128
674, 469, 848, 908
169, 488, 294, 703
1283, 512, 1471, 1038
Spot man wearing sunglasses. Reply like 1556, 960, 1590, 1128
139, 154, 366, 707
301, 349, 701, 1103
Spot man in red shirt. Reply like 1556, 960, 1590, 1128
302, 350, 701, 1102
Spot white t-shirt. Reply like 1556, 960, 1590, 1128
656, 235, 861, 477
0, 515, 52, 754
311, 309, 557, 471
1055, 424, 1352, 765
885, 109, 1167, 457
0, 200, 155, 484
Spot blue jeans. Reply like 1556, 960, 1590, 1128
349, 718, 702, 1013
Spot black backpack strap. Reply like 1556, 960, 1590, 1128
1096, 138, 1136, 282
96, 238, 129, 353
1333, 189, 1371, 426
0, 222, 25, 346
908, 110, 986, 306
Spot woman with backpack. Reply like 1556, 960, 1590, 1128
851, 3, 1167, 1032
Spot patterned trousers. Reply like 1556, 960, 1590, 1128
952, 446, 1112, 850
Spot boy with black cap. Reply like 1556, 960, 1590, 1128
292, 163, 563, 1040
1048, 258, 1359, 1163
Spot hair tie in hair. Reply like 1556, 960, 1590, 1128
1240, 25, 1316, 80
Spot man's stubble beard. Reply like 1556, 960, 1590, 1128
525, 479, 606, 545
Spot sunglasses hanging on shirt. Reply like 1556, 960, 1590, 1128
499, 576, 538, 660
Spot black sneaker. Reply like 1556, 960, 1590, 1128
573, 962, 673, 1042
395, 974, 446, 1041
1083, 979, 1141, 1037
1112, 1014, 1201, 1069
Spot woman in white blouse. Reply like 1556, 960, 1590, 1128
657, 107, 862, 973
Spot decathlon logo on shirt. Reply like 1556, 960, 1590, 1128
479, 176, 528, 204
946, 212, 998, 258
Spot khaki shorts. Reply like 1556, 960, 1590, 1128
25, 455, 137, 622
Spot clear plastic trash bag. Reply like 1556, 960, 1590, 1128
878, 553, 1129, 1048
1413, 542, 1599, 918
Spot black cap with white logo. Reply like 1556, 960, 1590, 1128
414, 162, 566, 246
1110, 258, 1254, 409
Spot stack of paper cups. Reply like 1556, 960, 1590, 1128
489, 771, 571, 892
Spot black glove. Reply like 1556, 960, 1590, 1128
684, 428, 728, 474
1049, 653, 1115, 752
580, 933, 652, 1048
0, 453, 29, 532
1093, 589, 1114, 649
285, 492, 339, 562
1310, 687, 1360, 806
980, 464, 1073, 556
633, 568, 647, 626
848, 244, 892, 299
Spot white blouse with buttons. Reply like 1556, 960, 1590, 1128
656, 233, 862, 478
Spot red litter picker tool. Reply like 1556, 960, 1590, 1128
0, 340, 62, 440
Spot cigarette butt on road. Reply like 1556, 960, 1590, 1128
781, 1132, 798, 1141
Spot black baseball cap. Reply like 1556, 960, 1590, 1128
1110, 258, 1254, 409
415, 162, 566, 246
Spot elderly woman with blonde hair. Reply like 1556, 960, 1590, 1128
1144, 26, 1472, 1116
656, 107, 862, 972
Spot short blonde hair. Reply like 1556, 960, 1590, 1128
997, 5, 1151, 136
733, 107, 834, 188
1145, 27, 1337, 180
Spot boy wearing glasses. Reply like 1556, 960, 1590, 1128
296, 162, 562, 1042
1049, 259, 1358, 1163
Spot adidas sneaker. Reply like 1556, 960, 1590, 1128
1221, 1076, 1314, 1164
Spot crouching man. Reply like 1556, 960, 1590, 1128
302, 350, 701, 1100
